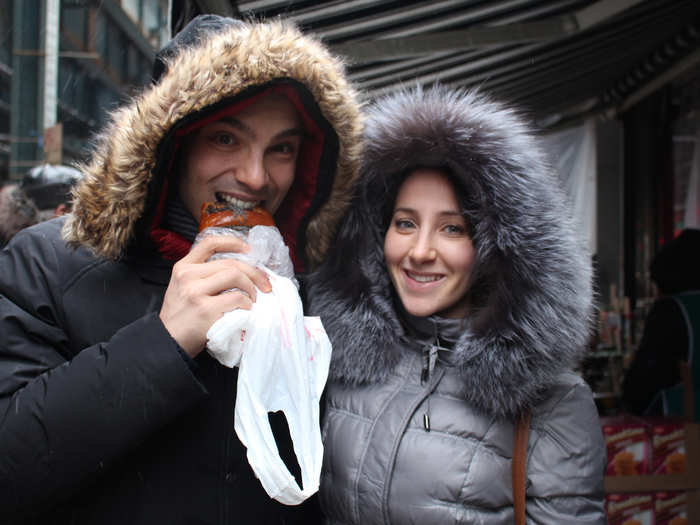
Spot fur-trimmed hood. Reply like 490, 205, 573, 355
63, 16, 362, 271
307, 86, 593, 419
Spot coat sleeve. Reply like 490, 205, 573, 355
524, 376, 607, 524
0, 227, 208, 521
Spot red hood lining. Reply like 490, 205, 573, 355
149, 85, 325, 273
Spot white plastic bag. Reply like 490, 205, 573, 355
201, 225, 297, 285
200, 226, 331, 505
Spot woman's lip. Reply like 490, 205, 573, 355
403, 269, 445, 288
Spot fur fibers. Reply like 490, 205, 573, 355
307, 86, 594, 419
63, 20, 363, 268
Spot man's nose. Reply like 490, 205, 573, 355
235, 152, 267, 192
408, 232, 437, 262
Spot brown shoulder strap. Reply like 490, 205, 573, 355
513, 410, 531, 525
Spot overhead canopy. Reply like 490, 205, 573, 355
173, 0, 700, 129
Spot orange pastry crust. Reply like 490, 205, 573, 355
199, 201, 275, 231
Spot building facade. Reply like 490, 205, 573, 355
0, 0, 168, 182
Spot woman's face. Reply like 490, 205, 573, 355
384, 169, 476, 318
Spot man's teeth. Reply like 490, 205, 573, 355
217, 194, 260, 209
407, 272, 441, 283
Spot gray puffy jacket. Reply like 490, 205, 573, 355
321, 328, 605, 524
307, 86, 607, 524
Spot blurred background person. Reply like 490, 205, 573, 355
622, 228, 700, 420
0, 183, 40, 248
20, 164, 83, 220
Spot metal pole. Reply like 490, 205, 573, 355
43, 0, 59, 131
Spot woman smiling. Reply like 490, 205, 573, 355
384, 168, 476, 319
307, 86, 606, 524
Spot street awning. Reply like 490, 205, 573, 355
174, 0, 700, 129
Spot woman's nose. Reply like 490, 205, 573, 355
235, 153, 267, 191
408, 233, 437, 262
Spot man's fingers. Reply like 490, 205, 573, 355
197, 259, 271, 294
234, 262, 271, 293
159, 237, 273, 358
212, 290, 254, 313
199, 266, 258, 301
184, 234, 250, 264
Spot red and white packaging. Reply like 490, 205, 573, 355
602, 416, 651, 475
654, 491, 687, 525
606, 493, 655, 525
650, 421, 686, 474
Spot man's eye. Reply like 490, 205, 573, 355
213, 133, 235, 146
271, 142, 297, 155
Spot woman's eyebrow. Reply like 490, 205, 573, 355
393, 207, 462, 217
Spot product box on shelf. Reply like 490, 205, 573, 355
655, 491, 688, 525
605, 493, 654, 525
603, 420, 699, 522
651, 421, 686, 475
602, 415, 651, 476
601, 416, 689, 476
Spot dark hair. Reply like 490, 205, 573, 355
377, 166, 477, 237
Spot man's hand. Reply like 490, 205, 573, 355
159, 235, 271, 358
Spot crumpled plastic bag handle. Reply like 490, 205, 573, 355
207, 270, 331, 505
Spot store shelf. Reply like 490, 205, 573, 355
605, 473, 700, 492
605, 423, 700, 519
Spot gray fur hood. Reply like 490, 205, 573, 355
307, 86, 593, 419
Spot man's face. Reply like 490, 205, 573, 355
178, 94, 303, 222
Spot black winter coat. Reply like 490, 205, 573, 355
0, 218, 313, 523
0, 15, 361, 525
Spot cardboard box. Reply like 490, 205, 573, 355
651, 422, 686, 475
606, 493, 654, 524
655, 491, 687, 525
602, 416, 651, 475
604, 423, 699, 493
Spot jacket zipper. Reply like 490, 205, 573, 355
382, 356, 445, 525
421, 319, 449, 432
420, 343, 439, 431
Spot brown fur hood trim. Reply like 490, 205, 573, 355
63, 18, 363, 267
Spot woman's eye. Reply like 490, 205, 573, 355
444, 224, 466, 234
394, 218, 414, 230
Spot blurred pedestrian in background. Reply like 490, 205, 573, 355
20, 164, 83, 220
0, 183, 39, 248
